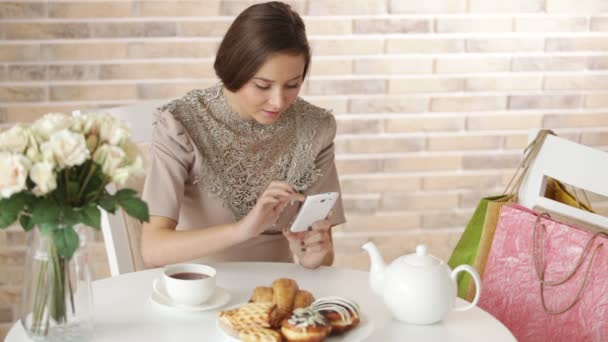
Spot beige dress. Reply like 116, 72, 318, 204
141, 84, 346, 263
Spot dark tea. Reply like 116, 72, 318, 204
170, 272, 209, 280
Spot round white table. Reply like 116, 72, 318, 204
6, 262, 515, 341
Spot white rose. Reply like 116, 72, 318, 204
30, 162, 57, 196
72, 113, 98, 135
93, 144, 126, 176
0, 125, 30, 154
111, 141, 145, 185
98, 114, 131, 146
31, 113, 73, 141
47, 129, 90, 168
112, 155, 145, 185
0, 152, 31, 199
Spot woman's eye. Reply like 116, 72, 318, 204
286, 83, 300, 89
255, 84, 270, 90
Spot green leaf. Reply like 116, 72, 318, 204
79, 205, 101, 230
31, 199, 60, 226
53, 227, 79, 260
39, 222, 58, 236
19, 215, 34, 232
0, 193, 27, 228
98, 194, 116, 214
61, 206, 80, 226
118, 197, 149, 222
115, 189, 137, 201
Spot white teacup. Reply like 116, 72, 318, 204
162, 264, 216, 305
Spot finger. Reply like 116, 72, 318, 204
263, 188, 295, 201
267, 182, 306, 202
326, 209, 335, 220
310, 219, 331, 232
303, 231, 328, 246
300, 240, 330, 253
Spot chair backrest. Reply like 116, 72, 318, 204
518, 130, 608, 232
100, 100, 166, 276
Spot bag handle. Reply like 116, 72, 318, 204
531, 213, 608, 315
503, 130, 555, 197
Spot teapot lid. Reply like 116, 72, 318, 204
402, 245, 441, 267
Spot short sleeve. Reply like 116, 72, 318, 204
142, 110, 196, 222
304, 114, 346, 227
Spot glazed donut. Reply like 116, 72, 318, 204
311, 297, 360, 334
280, 307, 332, 342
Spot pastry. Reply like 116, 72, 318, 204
293, 290, 315, 309
218, 302, 277, 337
239, 326, 283, 342
251, 287, 314, 310
272, 278, 299, 326
250, 286, 275, 303
311, 297, 360, 334
280, 307, 332, 342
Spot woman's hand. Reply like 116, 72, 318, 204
237, 181, 305, 240
284, 212, 334, 269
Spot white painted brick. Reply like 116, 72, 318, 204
509, 95, 582, 109
512, 56, 587, 71
467, 113, 543, 131
467, 38, 544, 52
305, 18, 352, 35
435, 56, 511, 73
591, 17, 608, 31
308, 0, 387, 15
585, 93, 608, 108
349, 97, 429, 113
389, 0, 467, 13
466, 75, 543, 91
387, 38, 465, 53
515, 17, 588, 32
470, 0, 544, 12
306, 79, 386, 95
436, 17, 512, 33
311, 38, 384, 55
546, 0, 608, 13
388, 77, 464, 94
354, 18, 431, 34
431, 96, 508, 112
354, 57, 433, 75
546, 37, 608, 52
385, 116, 466, 133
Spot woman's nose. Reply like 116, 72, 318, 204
268, 88, 285, 109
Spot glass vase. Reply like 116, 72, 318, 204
20, 225, 94, 341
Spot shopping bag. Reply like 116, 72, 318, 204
479, 204, 608, 342
449, 130, 554, 301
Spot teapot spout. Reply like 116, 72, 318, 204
362, 242, 386, 296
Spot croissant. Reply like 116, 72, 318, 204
293, 290, 315, 309
250, 286, 274, 303
272, 278, 299, 326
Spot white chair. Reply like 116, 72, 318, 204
99, 100, 167, 276
518, 130, 608, 232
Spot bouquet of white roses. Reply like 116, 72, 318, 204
0, 111, 148, 338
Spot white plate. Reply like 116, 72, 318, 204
150, 278, 231, 312
216, 304, 374, 342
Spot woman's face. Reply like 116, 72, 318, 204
226, 53, 306, 125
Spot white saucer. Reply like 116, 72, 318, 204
150, 278, 231, 312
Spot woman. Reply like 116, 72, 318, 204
141, 1, 345, 269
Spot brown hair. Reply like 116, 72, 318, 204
214, 2, 310, 92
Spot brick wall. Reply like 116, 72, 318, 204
2, 0, 608, 337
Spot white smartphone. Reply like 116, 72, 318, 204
289, 192, 340, 233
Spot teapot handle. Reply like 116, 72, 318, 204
451, 265, 481, 312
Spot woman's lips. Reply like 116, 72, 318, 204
262, 110, 280, 117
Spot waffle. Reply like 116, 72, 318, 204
239, 326, 283, 342
218, 302, 277, 337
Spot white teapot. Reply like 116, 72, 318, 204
362, 242, 481, 325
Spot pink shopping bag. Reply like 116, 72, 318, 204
479, 203, 608, 342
